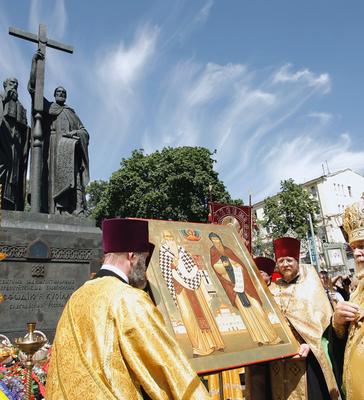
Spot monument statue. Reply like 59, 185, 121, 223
0, 24, 100, 345
9, 23, 74, 213
29, 51, 90, 215
0, 77, 30, 210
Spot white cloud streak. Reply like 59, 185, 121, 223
95, 25, 160, 109
254, 132, 364, 201
28, 0, 67, 38
142, 61, 337, 202
273, 63, 331, 93
91, 24, 160, 176
195, 0, 214, 23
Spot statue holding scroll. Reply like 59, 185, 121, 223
29, 51, 89, 215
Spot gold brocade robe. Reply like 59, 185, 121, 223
269, 265, 340, 400
46, 276, 211, 400
342, 278, 364, 400
206, 368, 245, 400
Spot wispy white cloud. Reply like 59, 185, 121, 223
273, 63, 331, 93
195, 0, 214, 23
307, 111, 333, 124
28, 0, 41, 33
168, 0, 214, 45
98, 25, 159, 92
90, 24, 160, 176
95, 25, 159, 107
0, 16, 27, 81
28, 0, 67, 39
253, 132, 364, 201
142, 61, 334, 202
186, 63, 246, 106
142, 60, 254, 151
50, 0, 67, 39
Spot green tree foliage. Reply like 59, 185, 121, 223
86, 180, 108, 215
252, 220, 274, 257
262, 178, 320, 239
90, 147, 242, 224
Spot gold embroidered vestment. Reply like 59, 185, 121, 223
269, 265, 340, 400
46, 276, 210, 399
342, 278, 364, 400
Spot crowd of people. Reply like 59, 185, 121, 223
44, 195, 364, 399
249, 197, 364, 400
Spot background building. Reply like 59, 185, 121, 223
253, 169, 364, 275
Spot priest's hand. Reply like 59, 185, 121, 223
333, 301, 359, 325
293, 343, 310, 358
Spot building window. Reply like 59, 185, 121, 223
348, 186, 352, 197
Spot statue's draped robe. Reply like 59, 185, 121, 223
159, 243, 224, 356
269, 265, 340, 400
42, 100, 89, 214
209, 245, 280, 345
341, 277, 364, 400
46, 272, 210, 400
0, 93, 29, 210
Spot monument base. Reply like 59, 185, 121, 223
0, 211, 102, 341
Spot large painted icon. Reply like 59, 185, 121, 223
147, 220, 298, 373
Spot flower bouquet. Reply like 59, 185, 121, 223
0, 335, 50, 400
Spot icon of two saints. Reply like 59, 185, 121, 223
158, 230, 280, 357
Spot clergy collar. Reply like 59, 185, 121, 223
280, 274, 300, 285
101, 264, 129, 283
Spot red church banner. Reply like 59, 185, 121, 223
208, 202, 252, 253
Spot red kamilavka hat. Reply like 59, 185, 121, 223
273, 237, 300, 261
254, 256, 276, 276
102, 218, 152, 254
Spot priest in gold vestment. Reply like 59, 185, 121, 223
46, 218, 211, 400
332, 197, 364, 400
269, 237, 340, 400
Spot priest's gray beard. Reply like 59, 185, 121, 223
129, 253, 148, 289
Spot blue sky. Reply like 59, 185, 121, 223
1, 0, 364, 203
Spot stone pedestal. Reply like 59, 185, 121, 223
0, 211, 102, 340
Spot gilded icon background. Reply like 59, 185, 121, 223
147, 220, 298, 373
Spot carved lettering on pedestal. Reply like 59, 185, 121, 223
0, 244, 98, 262
0, 278, 76, 311
32, 264, 45, 277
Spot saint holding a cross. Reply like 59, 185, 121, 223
9, 24, 90, 215
28, 49, 90, 215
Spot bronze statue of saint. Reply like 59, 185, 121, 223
29, 51, 89, 215
0, 77, 29, 210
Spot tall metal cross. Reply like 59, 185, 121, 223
9, 24, 73, 213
